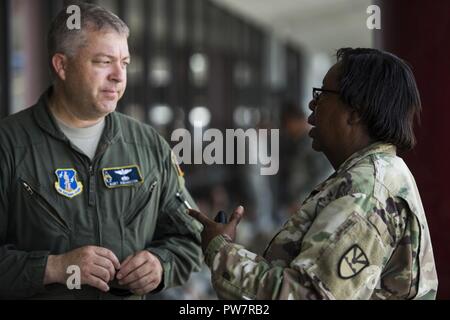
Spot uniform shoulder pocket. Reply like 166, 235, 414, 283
298, 212, 387, 299
163, 193, 202, 235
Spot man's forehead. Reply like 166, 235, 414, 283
84, 31, 129, 51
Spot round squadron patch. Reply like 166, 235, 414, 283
338, 244, 370, 279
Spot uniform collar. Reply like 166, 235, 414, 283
336, 142, 397, 175
33, 87, 122, 145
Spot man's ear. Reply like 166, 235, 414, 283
347, 109, 363, 126
51, 53, 69, 81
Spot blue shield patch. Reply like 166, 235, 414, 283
102, 165, 143, 188
54, 169, 83, 198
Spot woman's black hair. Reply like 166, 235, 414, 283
336, 48, 421, 151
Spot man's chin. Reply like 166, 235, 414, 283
98, 101, 118, 115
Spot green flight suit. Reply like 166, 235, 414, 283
0, 89, 203, 299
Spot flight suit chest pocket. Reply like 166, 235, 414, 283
16, 178, 71, 254
121, 179, 159, 257
19, 178, 71, 235
123, 180, 158, 226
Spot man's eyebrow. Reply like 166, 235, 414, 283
93, 54, 113, 58
93, 54, 131, 61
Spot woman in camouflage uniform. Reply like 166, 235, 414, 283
189, 48, 438, 300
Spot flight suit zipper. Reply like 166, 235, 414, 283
88, 165, 95, 206
86, 141, 110, 252
22, 181, 70, 233
87, 142, 109, 207
149, 180, 158, 192
125, 181, 158, 226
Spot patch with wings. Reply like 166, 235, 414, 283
102, 165, 143, 188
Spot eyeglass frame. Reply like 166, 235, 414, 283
312, 87, 340, 102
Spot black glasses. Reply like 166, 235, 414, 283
312, 87, 340, 102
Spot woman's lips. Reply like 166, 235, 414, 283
307, 114, 315, 126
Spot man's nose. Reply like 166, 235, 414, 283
109, 62, 126, 83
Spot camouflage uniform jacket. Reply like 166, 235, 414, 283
205, 143, 438, 299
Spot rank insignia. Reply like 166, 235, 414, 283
102, 165, 143, 188
338, 245, 370, 279
54, 169, 83, 198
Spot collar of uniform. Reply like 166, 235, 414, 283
32, 87, 67, 141
33, 87, 122, 145
303, 143, 396, 202
336, 142, 397, 175
99, 111, 122, 147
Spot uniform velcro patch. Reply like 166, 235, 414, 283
338, 244, 370, 279
102, 165, 143, 188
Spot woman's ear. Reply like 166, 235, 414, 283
347, 109, 363, 126
51, 53, 68, 81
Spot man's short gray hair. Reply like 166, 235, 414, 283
47, 2, 129, 74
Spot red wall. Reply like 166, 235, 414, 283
379, 0, 450, 299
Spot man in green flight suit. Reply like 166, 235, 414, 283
0, 3, 202, 299
189, 48, 438, 300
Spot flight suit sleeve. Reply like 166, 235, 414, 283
0, 145, 49, 298
146, 146, 203, 290
205, 194, 389, 300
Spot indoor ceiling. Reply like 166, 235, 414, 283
212, 0, 374, 54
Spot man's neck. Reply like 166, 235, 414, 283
49, 88, 104, 129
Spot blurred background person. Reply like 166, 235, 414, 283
278, 101, 332, 220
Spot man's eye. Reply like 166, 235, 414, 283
94, 60, 111, 64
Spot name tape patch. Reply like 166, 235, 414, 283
102, 165, 143, 188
